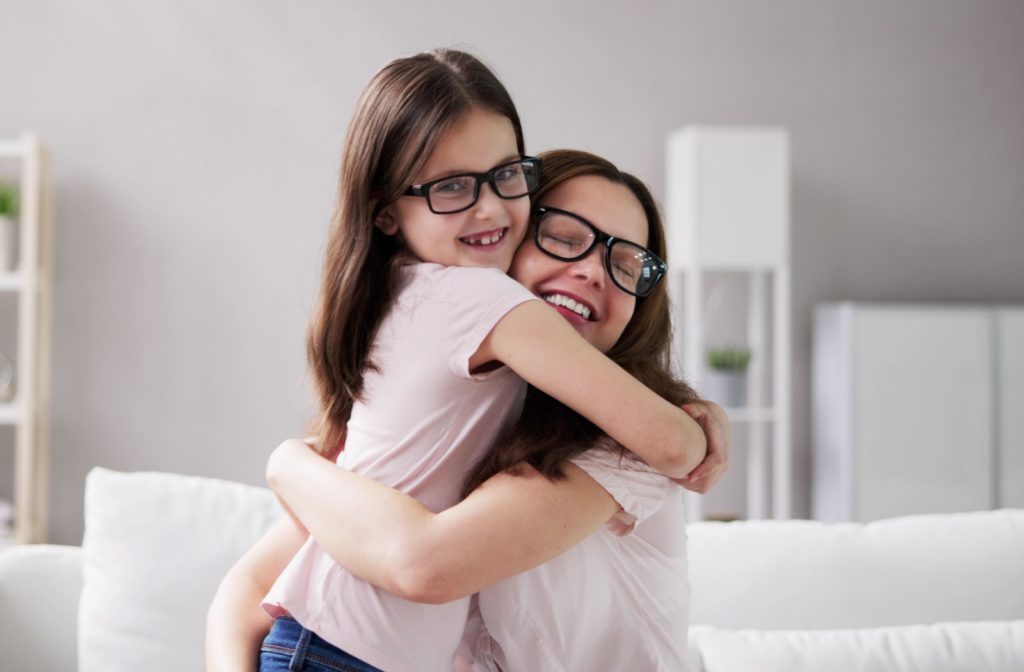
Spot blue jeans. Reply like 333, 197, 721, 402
260, 616, 383, 672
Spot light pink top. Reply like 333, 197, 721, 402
459, 444, 694, 672
263, 262, 537, 672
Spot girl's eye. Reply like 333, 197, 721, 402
434, 179, 466, 194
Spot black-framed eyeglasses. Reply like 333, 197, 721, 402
404, 157, 541, 214
533, 206, 667, 298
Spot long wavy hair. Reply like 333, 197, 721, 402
307, 49, 525, 456
462, 149, 703, 496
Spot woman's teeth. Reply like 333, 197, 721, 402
544, 294, 592, 320
463, 229, 505, 246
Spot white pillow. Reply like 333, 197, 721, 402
688, 510, 1024, 629
689, 620, 1024, 672
78, 467, 282, 672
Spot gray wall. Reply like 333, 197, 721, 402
1, 0, 1022, 544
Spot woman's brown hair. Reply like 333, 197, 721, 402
462, 149, 703, 496
307, 49, 525, 456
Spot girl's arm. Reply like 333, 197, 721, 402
205, 516, 308, 671
473, 301, 706, 478
265, 439, 619, 605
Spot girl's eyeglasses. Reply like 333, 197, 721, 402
404, 157, 541, 214
533, 205, 667, 298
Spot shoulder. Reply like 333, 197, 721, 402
404, 263, 531, 299
570, 439, 675, 529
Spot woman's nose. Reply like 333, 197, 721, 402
569, 245, 607, 287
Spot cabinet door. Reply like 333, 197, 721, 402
998, 309, 1024, 508
853, 307, 993, 521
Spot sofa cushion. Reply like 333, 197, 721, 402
78, 467, 281, 672
0, 544, 82, 671
688, 509, 1024, 629
689, 620, 1024, 672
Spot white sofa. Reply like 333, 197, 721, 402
1, 468, 1022, 671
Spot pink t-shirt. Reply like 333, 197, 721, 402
460, 443, 694, 672
263, 262, 537, 672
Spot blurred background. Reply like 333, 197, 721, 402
1, 0, 1022, 545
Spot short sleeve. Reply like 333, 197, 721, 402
570, 441, 675, 536
432, 266, 539, 378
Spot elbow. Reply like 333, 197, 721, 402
388, 545, 464, 605
657, 422, 708, 478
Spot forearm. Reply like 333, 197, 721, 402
205, 515, 308, 671
206, 572, 274, 671
484, 301, 707, 477
267, 441, 617, 604
265, 441, 435, 600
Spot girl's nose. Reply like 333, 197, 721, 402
471, 182, 503, 219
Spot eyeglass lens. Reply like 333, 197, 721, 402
427, 160, 538, 213
536, 212, 660, 296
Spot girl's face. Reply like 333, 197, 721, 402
378, 107, 529, 273
510, 175, 649, 354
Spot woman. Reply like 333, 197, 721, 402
208, 149, 729, 670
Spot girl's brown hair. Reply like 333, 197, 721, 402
462, 149, 703, 496
307, 49, 525, 456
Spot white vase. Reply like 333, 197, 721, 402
706, 369, 748, 408
0, 215, 15, 272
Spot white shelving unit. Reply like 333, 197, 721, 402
0, 132, 54, 544
665, 126, 792, 522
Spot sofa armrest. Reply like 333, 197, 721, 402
0, 544, 82, 672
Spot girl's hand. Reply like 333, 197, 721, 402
675, 402, 731, 494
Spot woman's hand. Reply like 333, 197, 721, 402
675, 402, 731, 494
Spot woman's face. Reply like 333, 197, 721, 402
510, 175, 649, 353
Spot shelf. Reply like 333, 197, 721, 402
0, 139, 25, 159
723, 406, 776, 423
0, 272, 25, 292
0, 403, 21, 425
1, 132, 52, 544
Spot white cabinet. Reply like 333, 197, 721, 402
812, 303, 1020, 522
0, 132, 53, 544
666, 126, 792, 521
998, 310, 1024, 508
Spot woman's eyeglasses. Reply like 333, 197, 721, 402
404, 157, 542, 214
533, 205, 667, 298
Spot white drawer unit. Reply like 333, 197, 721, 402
812, 303, 1021, 522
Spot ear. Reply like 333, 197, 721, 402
374, 205, 400, 236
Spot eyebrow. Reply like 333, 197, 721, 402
416, 154, 521, 184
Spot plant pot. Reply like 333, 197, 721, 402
0, 215, 15, 272
706, 369, 747, 408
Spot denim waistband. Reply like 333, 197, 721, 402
261, 616, 382, 672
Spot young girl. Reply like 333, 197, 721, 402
206, 50, 706, 672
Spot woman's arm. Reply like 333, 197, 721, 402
265, 439, 619, 605
473, 301, 707, 478
205, 516, 309, 671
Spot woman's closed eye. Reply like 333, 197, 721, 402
613, 262, 637, 280
494, 166, 523, 182
541, 234, 586, 254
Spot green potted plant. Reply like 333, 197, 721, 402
0, 182, 18, 272
706, 346, 752, 407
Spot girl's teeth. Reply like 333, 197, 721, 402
466, 230, 503, 245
